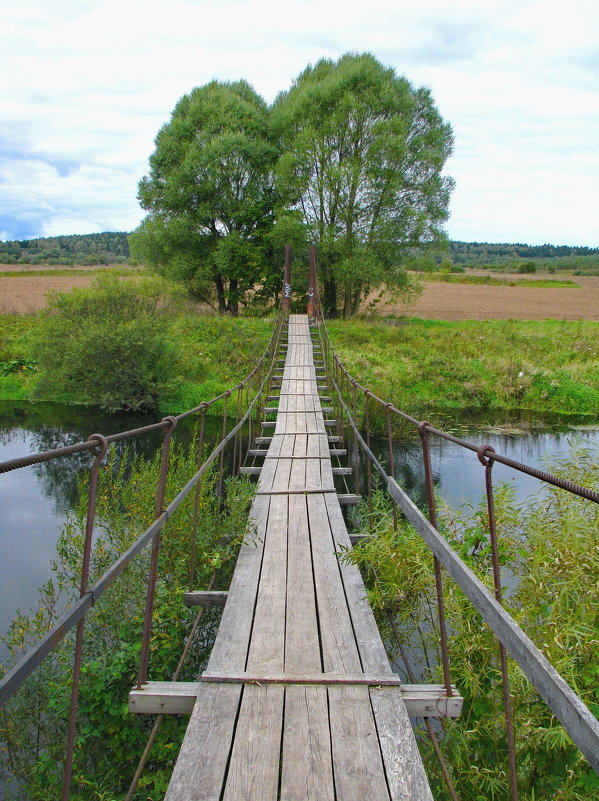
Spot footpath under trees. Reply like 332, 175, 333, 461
130, 52, 454, 317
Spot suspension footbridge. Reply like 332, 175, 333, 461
0, 252, 597, 800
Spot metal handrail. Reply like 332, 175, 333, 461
310, 261, 599, 784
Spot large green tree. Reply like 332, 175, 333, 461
272, 53, 454, 317
130, 80, 278, 315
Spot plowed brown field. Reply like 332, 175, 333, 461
0, 265, 597, 320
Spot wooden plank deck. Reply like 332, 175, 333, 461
165, 314, 433, 801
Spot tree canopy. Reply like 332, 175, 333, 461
272, 53, 454, 317
132, 55, 454, 317
130, 80, 278, 315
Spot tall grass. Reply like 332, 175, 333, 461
327, 318, 599, 421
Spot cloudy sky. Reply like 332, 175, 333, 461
1, 0, 598, 246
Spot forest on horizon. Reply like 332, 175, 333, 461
0, 231, 598, 271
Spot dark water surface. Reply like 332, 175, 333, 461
1, 401, 597, 658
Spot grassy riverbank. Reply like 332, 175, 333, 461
1, 312, 597, 419
327, 317, 599, 418
0, 313, 273, 413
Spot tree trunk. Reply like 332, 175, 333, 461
229, 278, 239, 317
342, 285, 352, 319
214, 275, 227, 314
351, 285, 362, 317
324, 275, 337, 318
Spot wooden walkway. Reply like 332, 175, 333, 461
164, 314, 433, 800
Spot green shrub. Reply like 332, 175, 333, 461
518, 261, 537, 273
32, 276, 177, 412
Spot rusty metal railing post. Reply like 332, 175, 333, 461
352, 380, 360, 496
245, 373, 254, 466
307, 245, 316, 318
341, 370, 348, 448
233, 385, 243, 476
137, 416, 177, 689
385, 404, 398, 531
478, 445, 519, 801
283, 244, 292, 312
334, 359, 342, 441
189, 404, 207, 592
418, 422, 452, 698
217, 392, 230, 500
62, 433, 108, 801
365, 390, 373, 514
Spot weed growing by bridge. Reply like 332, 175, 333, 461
345, 447, 598, 800
0, 303, 273, 413
0, 439, 255, 799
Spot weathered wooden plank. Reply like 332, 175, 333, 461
280, 492, 336, 798
278, 433, 296, 458
337, 493, 360, 505
129, 681, 199, 714
271, 456, 292, 492
369, 688, 435, 800
329, 685, 392, 801
308, 491, 399, 800
324, 495, 434, 799
207, 494, 269, 672
183, 590, 228, 607
222, 493, 288, 799
131, 680, 461, 718
165, 495, 271, 799
221, 684, 285, 801
164, 683, 243, 801
282, 686, 335, 801
289, 453, 307, 491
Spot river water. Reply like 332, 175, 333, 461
0, 400, 597, 659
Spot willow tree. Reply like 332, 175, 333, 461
272, 53, 454, 318
130, 80, 278, 315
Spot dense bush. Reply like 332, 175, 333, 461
517, 261, 537, 273
346, 447, 599, 800
32, 276, 177, 412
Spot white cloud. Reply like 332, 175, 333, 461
0, 0, 598, 244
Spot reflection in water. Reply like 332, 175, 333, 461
0, 401, 243, 656
348, 424, 599, 510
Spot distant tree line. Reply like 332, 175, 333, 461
449, 240, 599, 266
3, 230, 597, 275
0, 232, 131, 265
